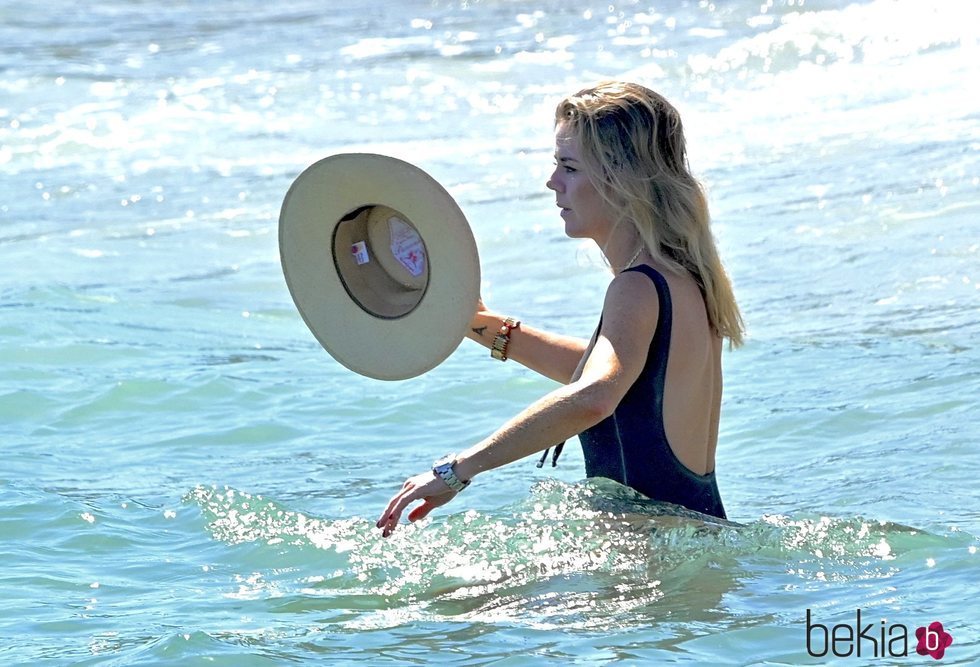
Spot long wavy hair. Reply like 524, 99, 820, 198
555, 81, 744, 348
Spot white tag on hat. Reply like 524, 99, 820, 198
351, 241, 370, 265
388, 216, 426, 277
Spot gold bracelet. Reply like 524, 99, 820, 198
490, 317, 520, 361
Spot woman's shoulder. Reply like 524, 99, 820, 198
600, 266, 663, 332
607, 263, 675, 302
605, 263, 707, 325
623, 262, 704, 305
606, 265, 663, 298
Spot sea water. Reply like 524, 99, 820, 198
1, 0, 978, 664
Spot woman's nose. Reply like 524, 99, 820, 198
546, 169, 561, 192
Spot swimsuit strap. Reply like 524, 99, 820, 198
536, 264, 668, 470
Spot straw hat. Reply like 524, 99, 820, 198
279, 153, 480, 380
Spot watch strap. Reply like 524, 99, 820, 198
433, 456, 470, 493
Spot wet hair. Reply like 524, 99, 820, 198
555, 81, 744, 347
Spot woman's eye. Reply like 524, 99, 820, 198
552, 160, 576, 174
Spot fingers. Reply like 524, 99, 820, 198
407, 500, 436, 523
376, 474, 428, 537
407, 492, 454, 523
376, 487, 414, 538
376, 473, 456, 538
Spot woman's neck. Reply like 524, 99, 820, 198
601, 227, 646, 272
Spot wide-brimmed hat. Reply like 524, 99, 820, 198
279, 153, 480, 380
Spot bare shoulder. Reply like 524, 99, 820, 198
606, 267, 661, 299
600, 269, 661, 334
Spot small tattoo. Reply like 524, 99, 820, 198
472, 326, 487, 337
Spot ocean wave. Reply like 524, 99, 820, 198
185, 478, 975, 630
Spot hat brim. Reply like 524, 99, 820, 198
279, 153, 480, 380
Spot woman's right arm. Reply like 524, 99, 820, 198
466, 301, 588, 384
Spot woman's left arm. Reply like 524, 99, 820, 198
376, 271, 660, 537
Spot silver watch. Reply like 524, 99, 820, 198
432, 454, 470, 493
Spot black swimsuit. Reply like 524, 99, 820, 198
578, 264, 727, 519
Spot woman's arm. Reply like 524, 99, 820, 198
376, 271, 659, 536
466, 301, 589, 384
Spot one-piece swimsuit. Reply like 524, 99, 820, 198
577, 264, 727, 519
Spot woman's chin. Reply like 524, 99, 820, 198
561, 212, 581, 237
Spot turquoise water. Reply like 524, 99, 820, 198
2, 0, 978, 664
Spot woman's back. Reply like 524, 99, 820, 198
577, 263, 726, 518
658, 263, 723, 476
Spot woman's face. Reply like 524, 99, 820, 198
547, 124, 612, 243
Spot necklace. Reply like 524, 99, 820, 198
618, 245, 644, 272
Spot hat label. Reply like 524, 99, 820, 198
388, 216, 426, 278
351, 241, 370, 265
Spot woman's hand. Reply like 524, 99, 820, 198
376, 471, 458, 538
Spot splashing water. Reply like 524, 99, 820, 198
186, 478, 973, 634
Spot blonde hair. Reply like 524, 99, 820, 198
556, 81, 745, 348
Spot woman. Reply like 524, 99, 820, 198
376, 81, 744, 537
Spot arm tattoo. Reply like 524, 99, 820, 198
472, 326, 487, 338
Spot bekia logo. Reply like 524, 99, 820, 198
915, 622, 954, 660
806, 609, 953, 660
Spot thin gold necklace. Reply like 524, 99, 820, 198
618, 245, 644, 272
